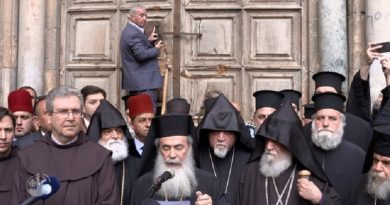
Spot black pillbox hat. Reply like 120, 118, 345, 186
253, 90, 284, 110
312, 71, 345, 93
312, 92, 346, 113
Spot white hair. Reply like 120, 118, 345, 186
153, 146, 197, 199
311, 113, 346, 150
366, 169, 390, 200
99, 137, 129, 163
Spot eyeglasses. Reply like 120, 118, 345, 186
52, 109, 83, 118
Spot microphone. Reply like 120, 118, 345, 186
154, 170, 175, 187
20, 176, 60, 205
148, 170, 175, 197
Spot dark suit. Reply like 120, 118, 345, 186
120, 23, 162, 92
13, 131, 43, 149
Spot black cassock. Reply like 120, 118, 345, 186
130, 168, 224, 205
114, 151, 140, 205
347, 174, 390, 205
346, 71, 372, 122
303, 133, 365, 203
198, 147, 250, 204
237, 162, 339, 205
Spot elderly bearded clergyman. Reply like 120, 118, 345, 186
130, 114, 223, 205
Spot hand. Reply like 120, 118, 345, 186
297, 178, 322, 204
367, 42, 383, 64
195, 191, 212, 205
148, 26, 159, 42
380, 56, 390, 85
155, 40, 165, 49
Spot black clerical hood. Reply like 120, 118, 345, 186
250, 100, 329, 183
86, 99, 131, 141
197, 94, 253, 151
364, 92, 390, 172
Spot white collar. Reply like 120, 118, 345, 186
134, 137, 144, 155
128, 22, 144, 33
51, 134, 78, 145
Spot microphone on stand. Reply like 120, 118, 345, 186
148, 170, 175, 198
20, 176, 60, 205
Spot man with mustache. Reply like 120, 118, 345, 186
238, 101, 339, 205
305, 92, 365, 203
87, 99, 140, 205
130, 114, 221, 205
347, 133, 390, 204
196, 94, 253, 204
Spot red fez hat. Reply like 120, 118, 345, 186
127, 93, 154, 118
8, 89, 33, 113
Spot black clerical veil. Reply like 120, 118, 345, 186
197, 94, 254, 152
87, 99, 131, 141
250, 99, 330, 184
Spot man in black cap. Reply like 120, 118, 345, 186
312, 71, 373, 152
252, 90, 284, 130
305, 92, 365, 203
280, 89, 302, 114
87, 100, 140, 205
347, 132, 390, 204
302, 103, 315, 125
130, 114, 222, 205
238, 100, 339, 205
196, 94, 253, 204
166, 97, 191, 115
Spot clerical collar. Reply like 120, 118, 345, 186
134, 137, 144, 155
51, 134, 78, 145
128, 22, 144, 33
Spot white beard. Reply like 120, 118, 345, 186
367, 170, 390, 200
154, 147, 197, 199
99, 138, 129, 163
213, 143, 229, 158
259, 150, 293, 178
311, 120, 344, 150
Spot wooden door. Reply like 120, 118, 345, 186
60, 0, 307, 120
179, 0, 308, 121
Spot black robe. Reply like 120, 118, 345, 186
0, 147, 18, 205
130, 168, 223, 205
343, 112, 373, 152
346, 71, 372, 122
237, 161, 339, 205
198, 146, 251, 204
347, 174, 390, 205
114, 152, 140, 205
12, 133, 119, 205
303, 128, 365, 203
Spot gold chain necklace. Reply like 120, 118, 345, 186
120, 160, 125, 205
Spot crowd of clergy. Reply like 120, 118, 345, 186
1, 44, 390, 205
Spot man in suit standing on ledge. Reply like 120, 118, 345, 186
120, 5, 165, 109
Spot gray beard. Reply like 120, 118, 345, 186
99, 138, 129, 163
153, 148, 197, 199
311, 122, 344, 150
213, 144, 229, 158
367, 170, 390, 200
259, 151, 293, 178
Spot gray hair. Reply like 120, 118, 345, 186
46, 85, 84, 113
128, 5, 145, 17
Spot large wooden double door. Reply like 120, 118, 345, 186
61, 0, 307, 120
